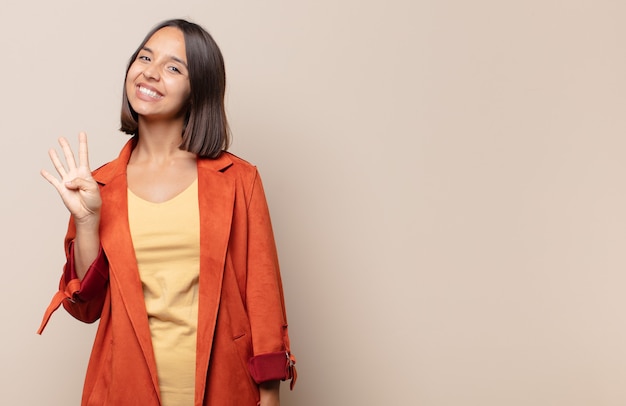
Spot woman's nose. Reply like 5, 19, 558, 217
142, 66, 160, 81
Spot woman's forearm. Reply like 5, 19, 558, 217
259, 380, 280, 406
73, 216, 101, 280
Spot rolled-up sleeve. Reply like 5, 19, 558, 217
244, 170, 297, 388
37, 240, 110, 334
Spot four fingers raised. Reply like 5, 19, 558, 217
43, 132, 93, 183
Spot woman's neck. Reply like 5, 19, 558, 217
131, 117, 193, 164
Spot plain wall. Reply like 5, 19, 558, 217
2, 0, 626, 405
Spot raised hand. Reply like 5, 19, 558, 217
41, 132, 102, 225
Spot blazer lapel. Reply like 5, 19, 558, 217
194, 155, 235, 401
95, 139, 161, 398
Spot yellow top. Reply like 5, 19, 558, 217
128, 179, 200, 406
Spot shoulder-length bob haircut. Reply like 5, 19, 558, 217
120, 19, 230, 158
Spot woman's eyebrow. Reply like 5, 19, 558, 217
170, 55, 188, 68
142, 46, 188, 68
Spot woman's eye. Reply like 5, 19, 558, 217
138, 55, 150, 62
168, 66, 181, 73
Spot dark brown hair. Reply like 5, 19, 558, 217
120, 19, 230, 158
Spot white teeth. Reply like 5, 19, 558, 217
139, 86, 161, 99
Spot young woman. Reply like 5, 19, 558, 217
38, 19, 296, 406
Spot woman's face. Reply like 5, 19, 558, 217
125, 27, 191, 122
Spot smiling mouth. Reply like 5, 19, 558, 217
138, 85, 163, 99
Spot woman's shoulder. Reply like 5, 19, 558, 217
221, 151, 256, 170
201, 151, 259, 176
91, 137, 135, 183
91, 158, 122, 183
197, 151, 262, 191
91, 152, 131, 184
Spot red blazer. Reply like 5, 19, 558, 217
39, 138, 296, 405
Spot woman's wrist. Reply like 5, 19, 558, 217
259, 380, 280, 406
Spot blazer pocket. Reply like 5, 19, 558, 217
232, 333, 258, 397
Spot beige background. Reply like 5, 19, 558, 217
1, 0, 625, 405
